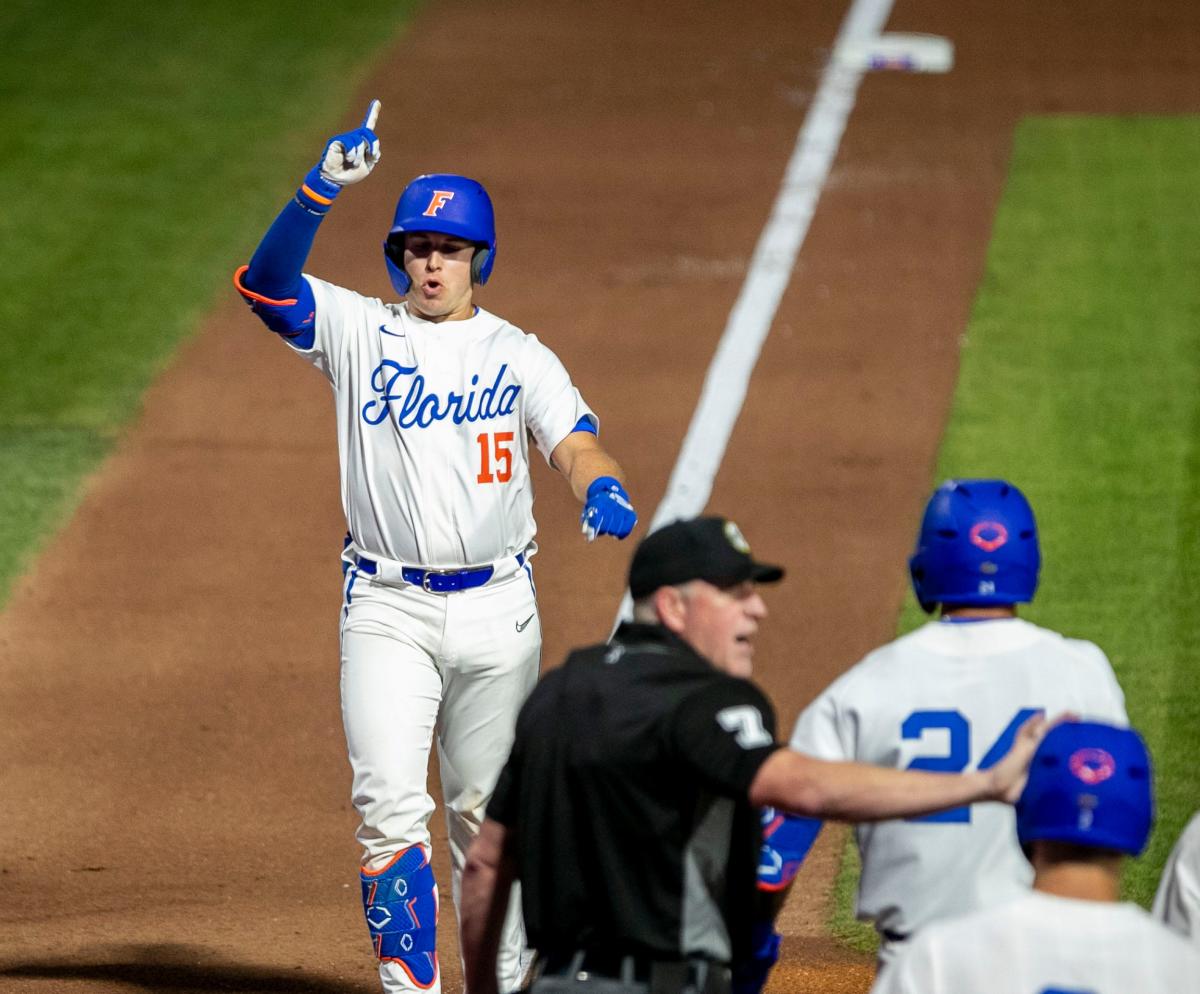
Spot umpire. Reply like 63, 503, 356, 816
461, 517, 1046, 994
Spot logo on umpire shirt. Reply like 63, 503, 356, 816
717, 705, 773, 749
423, 190, 456, 216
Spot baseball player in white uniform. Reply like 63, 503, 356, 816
1153, 809, 1200, 946
234, 102, 637, 994
789, 479, 1128, 964
871, 721, 1200, 994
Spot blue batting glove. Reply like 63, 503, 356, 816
581, 476, 637, 542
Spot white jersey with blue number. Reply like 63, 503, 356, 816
869, 891, 1200, 994
297, 276, 595, 566
789, 618, 1128, 937
1153, 810, 1200, 947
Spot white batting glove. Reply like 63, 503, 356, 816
318, 99, 382, 186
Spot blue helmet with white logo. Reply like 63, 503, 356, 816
383, 173, 497, 295
908, 479, 1040, 613
1016, 721, 1154, 856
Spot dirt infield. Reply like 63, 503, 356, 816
1, 2, 1196, 992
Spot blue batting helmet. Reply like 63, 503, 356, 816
908, 479, 1040, 613
1016, 721, 1154, 856
383, 174, 497, 295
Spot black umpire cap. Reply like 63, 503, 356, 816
628, 516, 785, 599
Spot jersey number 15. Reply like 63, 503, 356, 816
902, 707, 1043, 823
476, 431, 515, 484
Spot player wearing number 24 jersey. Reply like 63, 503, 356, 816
234, 101, 636, 994
789, 480, 1127, 962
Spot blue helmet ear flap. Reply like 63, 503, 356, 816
384, 234, 411, 294
907, 552, 937, 614
471, 246, 494, 285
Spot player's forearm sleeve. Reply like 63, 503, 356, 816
234, 197, 327, 345
242, 198, 325, 299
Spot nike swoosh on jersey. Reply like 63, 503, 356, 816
515, 613, 536, 633
378, 324, 406, 338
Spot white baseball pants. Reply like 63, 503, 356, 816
340, 555, 540, 994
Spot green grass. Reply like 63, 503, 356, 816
0, 0, 417, 605
0, 429, 111, 590
830, 831, 878, 955
832, 115, 1200, 941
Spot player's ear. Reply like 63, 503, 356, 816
653, 585, 689, 635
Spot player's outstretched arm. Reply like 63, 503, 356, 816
235, 101, 382, 339
550, 432, 637, 541
460, 818, 516, 994
749, 712, 1049, 821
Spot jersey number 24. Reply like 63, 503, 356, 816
902, 707, 1042, 823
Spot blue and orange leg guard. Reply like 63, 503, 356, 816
732, 810, 824, 994
360, 845, 440, 988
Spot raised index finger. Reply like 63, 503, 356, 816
363, 99, 381, 132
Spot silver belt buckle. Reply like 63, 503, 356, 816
421, 568, 461, 593
422, 566, 451, 590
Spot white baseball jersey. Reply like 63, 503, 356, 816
790, 618, 1128, 938
870, 891, 1200, 994
1153, 810, 1200, 947
300, 275, 595, 566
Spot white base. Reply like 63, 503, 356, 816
835, 32, 955, 74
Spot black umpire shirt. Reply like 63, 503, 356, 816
486, 622, 782, 967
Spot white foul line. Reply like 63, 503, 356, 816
617, 0, 894, 622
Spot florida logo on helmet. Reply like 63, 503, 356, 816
969, 520, 1008, 552
1069, 747, 1117, 785
423, 191, 456, 217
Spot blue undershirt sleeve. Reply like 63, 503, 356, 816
234, 197, 329, 347
243, 198, 325, 299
